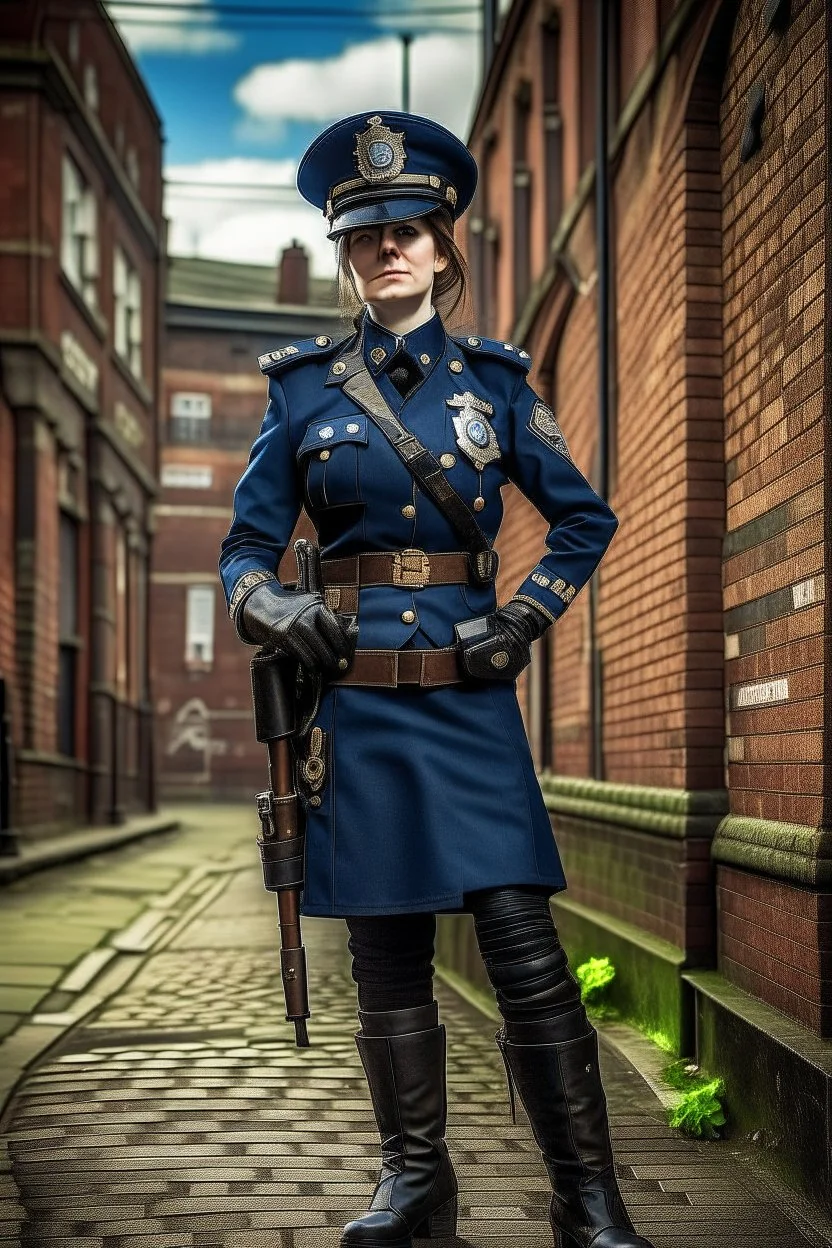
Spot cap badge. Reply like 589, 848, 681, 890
355, 117, 407, 183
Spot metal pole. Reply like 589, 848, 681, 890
401, 33, 413, 112
590, 0, 610, 782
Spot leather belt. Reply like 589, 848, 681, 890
331, 647, 462, 688
322, 550, 472, 590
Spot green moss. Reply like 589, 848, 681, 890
662, 1058, 728, 1139
668, 1079, 726, 1139
576, 956, 616, 1003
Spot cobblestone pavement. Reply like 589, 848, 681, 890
0, 809, 826, 1248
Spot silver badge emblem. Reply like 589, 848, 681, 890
355, 117, 407, 183
446, 392, 500, 471
318, 426, 335, 440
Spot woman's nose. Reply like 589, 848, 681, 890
379, 231, 400, 255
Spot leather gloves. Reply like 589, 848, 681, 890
455, 598, 550, 682
238, 580, 357, 674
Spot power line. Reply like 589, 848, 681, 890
116, 14, 478, 30
109, 2, 479, 14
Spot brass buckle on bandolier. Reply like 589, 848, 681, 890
392, 549, 431, 589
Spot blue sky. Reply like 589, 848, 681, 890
107, 0, 484, 275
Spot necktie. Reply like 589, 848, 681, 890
387, 350, 423, 399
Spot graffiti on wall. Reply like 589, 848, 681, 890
165, 698, 250, 783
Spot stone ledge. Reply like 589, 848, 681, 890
685, 969, 832, 1215
539, 773, 726, 840
0, 813, 180, 884
712, 815, 832, 887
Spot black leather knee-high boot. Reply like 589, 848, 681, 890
341, 1001, 458, 1248
497, 1009, 655, 1248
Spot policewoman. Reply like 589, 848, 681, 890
220, 112, 655, 1248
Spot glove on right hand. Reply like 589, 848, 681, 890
239, 580, 357, 674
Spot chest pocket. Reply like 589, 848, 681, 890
297, 415, 369, 509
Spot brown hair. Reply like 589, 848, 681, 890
335, 207, 471, 329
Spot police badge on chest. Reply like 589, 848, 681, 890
446, 392, 501, 471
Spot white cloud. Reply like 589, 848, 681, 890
164, 159, 337, 277
107, 0, 239, 55
234, 32, 479, 137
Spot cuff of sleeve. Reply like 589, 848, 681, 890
510, 594, 558, 627
228, 569, 278, 622
515, 564, 578, 621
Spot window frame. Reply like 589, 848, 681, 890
185, 585, 216, 669
113, 243, 143, 379
61, 153, 99, 310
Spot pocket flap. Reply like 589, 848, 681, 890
297, 415, 369, 459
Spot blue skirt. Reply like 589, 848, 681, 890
298, 680, 566, 917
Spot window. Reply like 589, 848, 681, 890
58, 513, 79, 757
186, 586, 215, 666
84, 63, 99, 111
125, 146, 140, 190
62, 154, 98, 308
170, 392, 212, 444
114, 245, 142, 377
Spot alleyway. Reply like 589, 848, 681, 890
0, 808, 826, 1247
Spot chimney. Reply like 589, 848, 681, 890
278, 240, 309, 305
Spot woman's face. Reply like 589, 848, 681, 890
346, 218, 447, 307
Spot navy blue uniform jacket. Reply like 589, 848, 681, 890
220, 311, 618, 916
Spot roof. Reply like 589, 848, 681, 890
166, 255, 336, 312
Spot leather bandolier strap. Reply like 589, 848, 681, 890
334, 343, 498, 585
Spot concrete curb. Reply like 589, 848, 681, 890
0, 813, 180, 885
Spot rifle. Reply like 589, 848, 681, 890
250, 538, 324, 1048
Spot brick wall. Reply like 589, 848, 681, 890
720, 0, 826, 828
717, 866, 831, 1034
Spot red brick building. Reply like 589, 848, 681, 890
443, 0, 831, 1206
152, 251, 338, 801
0, 0, 164, 846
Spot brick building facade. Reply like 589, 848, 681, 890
0, 0, 163, 846
152, 252, 338, 801
444, 0, 831, 1206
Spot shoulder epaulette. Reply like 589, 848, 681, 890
258, 333, 348, 376
452, 333, 532, 373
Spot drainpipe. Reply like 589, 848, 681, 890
591, 0, 611, 781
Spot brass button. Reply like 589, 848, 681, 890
491, 651, 509, 669
346, 422, 360, 433
420, 353, 431, 365
370, 346, 386, 365
467, 336, 481, 347
448, 359, 463, 374
319, 450, 331, 461
309, 795, 322, 808
473, 496, 486, 511
337, 658, 349, 670
315, 335, 331, 347
440, 453, 456, 469
332, 360, 347, 375
401, 609, 416, 624
401, 504, 416, 519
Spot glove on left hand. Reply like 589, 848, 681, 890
455, 599, 550, 682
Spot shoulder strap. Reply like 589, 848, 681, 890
339, 363, 498, 585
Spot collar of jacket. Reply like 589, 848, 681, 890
362, 308, 446, 377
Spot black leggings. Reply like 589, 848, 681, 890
345, 886, 581, 1023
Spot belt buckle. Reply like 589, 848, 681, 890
393, 548, 430, 588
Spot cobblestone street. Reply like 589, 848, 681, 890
0, 808, 827, 1247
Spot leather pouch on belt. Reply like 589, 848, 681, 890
454, 615, 528, 682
